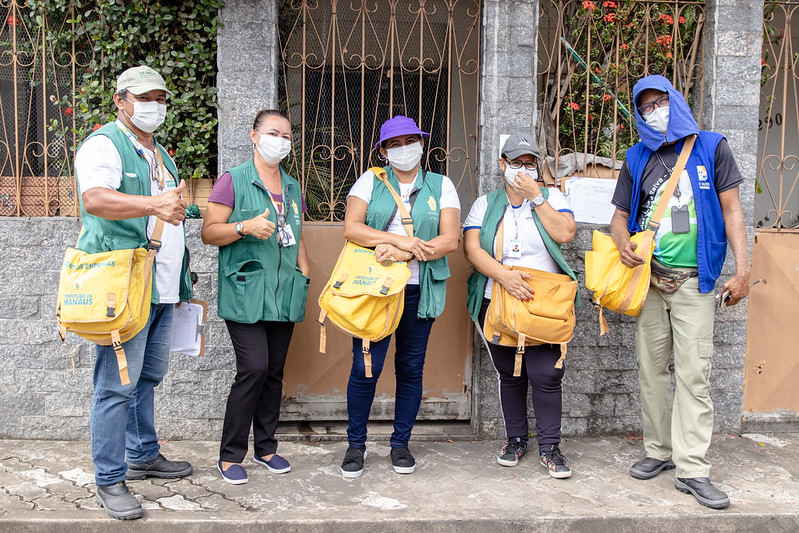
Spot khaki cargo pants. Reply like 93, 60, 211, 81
634, 276, 716, 479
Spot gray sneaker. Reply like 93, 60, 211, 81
95, 482, 144, 520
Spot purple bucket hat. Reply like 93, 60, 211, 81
375, 115, 429, 148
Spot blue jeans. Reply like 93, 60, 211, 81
346, 285, 434, 448
90, 303, 173, 486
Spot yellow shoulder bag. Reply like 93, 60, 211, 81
56, 219, 164, 385
585, 134, 695, 334
483, 218, 578, 376
317, 167, 412, 377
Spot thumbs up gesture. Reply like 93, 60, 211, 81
152, 179, 188, 225
244, 206, 276, 240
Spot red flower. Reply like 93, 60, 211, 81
659, 14, 674, 25
604, 13, 616, 23
665, 52, 673, 59
582, 1, 596, 10
619, 124, 625, 129
621, 43, 630, 51
603, 94, 612, 102
567, 102, 580, 111
587, 113, 594, 121
656, 35, 673, 47
594, 66, 602, 74
679, 16, 686, 24
7, 16, 18, 26
602, 1, 617, 8
761, 58, 767, 66
93, 123, 102, 131
168, 149, 175, 156
63, 107, 73, 116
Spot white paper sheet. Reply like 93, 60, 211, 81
170, 301, 205, 356
563, 176, 618, 224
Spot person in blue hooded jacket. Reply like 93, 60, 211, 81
609, 75, 749, 510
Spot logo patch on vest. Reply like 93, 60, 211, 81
427, 196, 437, 211
696, 165, 710, 190
292, 200, 299, 215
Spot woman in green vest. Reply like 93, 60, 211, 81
340, 116, 461, 478
201, 109, 310, 485
463, 133, 578, 479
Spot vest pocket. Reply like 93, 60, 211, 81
220, 259, 265, 323
288, 268, 310, 322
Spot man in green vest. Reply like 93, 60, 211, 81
73, 65, 194, 520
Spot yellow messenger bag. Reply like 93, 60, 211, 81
584, 134, 695, 334
56, 219, 164, 385
317, 167, 413, 377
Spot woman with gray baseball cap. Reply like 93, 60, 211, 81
464, 133, 578, 479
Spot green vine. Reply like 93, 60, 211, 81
27, 0, 223, 179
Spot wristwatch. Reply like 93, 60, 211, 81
234, 222, 245, 237
531, 194, 546, 207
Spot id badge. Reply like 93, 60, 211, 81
671, 205, 690, 234
278, 223, 297, 247
508, 238, 522, 258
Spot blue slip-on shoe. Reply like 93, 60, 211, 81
217, 461, 248, 485
253, 453, 291, 474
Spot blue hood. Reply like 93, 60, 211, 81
633, 75, 699, 151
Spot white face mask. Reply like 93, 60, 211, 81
386, 142, 423, 172
643, 105, 670, 135
126, 99, 166, 133
503, 165, 537, 187
256, 134, 292, 164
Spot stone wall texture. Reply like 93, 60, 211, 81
0, 0, 765, 441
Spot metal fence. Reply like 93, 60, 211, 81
0, 0, 90, 217
757, 1, 799, 230
277, 0, 482, 222
537, 0, 705, 180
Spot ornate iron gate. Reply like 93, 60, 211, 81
278, 0, 481, 221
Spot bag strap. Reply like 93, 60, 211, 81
370, 166, 414, 238
495, 219, 504, 262
643, 134, 696, 236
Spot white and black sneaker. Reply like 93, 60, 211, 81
340, 446, 367, 478
390, 447, 416, 474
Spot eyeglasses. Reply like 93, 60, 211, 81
505, 159, 537, 170
638, 94, 670, 115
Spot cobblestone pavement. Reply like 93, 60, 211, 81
0, 433, 798, 531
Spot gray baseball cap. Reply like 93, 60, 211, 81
116, 65, 173, 96
501, 132, 540, 160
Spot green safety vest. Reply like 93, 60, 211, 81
76, 122, 192, 303
466, 187, 580, 321
365, 166, 451, 319
217, 159, 308, 323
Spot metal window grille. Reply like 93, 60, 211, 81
0, 0, 90, 217
757, 1, 799, 230
537, 0, 705, 181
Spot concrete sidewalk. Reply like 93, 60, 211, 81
1, 431, 798, 532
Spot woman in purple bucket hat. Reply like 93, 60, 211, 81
340, 115, 461, 478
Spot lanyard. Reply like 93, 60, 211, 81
117, 122, 167, 191
508, 202, 526, 240
264, 181, 286, 228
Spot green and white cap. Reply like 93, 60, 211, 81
116, 65, 173, 96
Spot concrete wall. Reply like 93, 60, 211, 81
0, 0, 764, 440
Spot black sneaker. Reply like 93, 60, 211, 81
497, 437, 527, 467
95, 482, 144, 520
126, 453, 193, 480
340, 446, 367, 478
539, 445, 572, 479
390, 447, 416, 474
